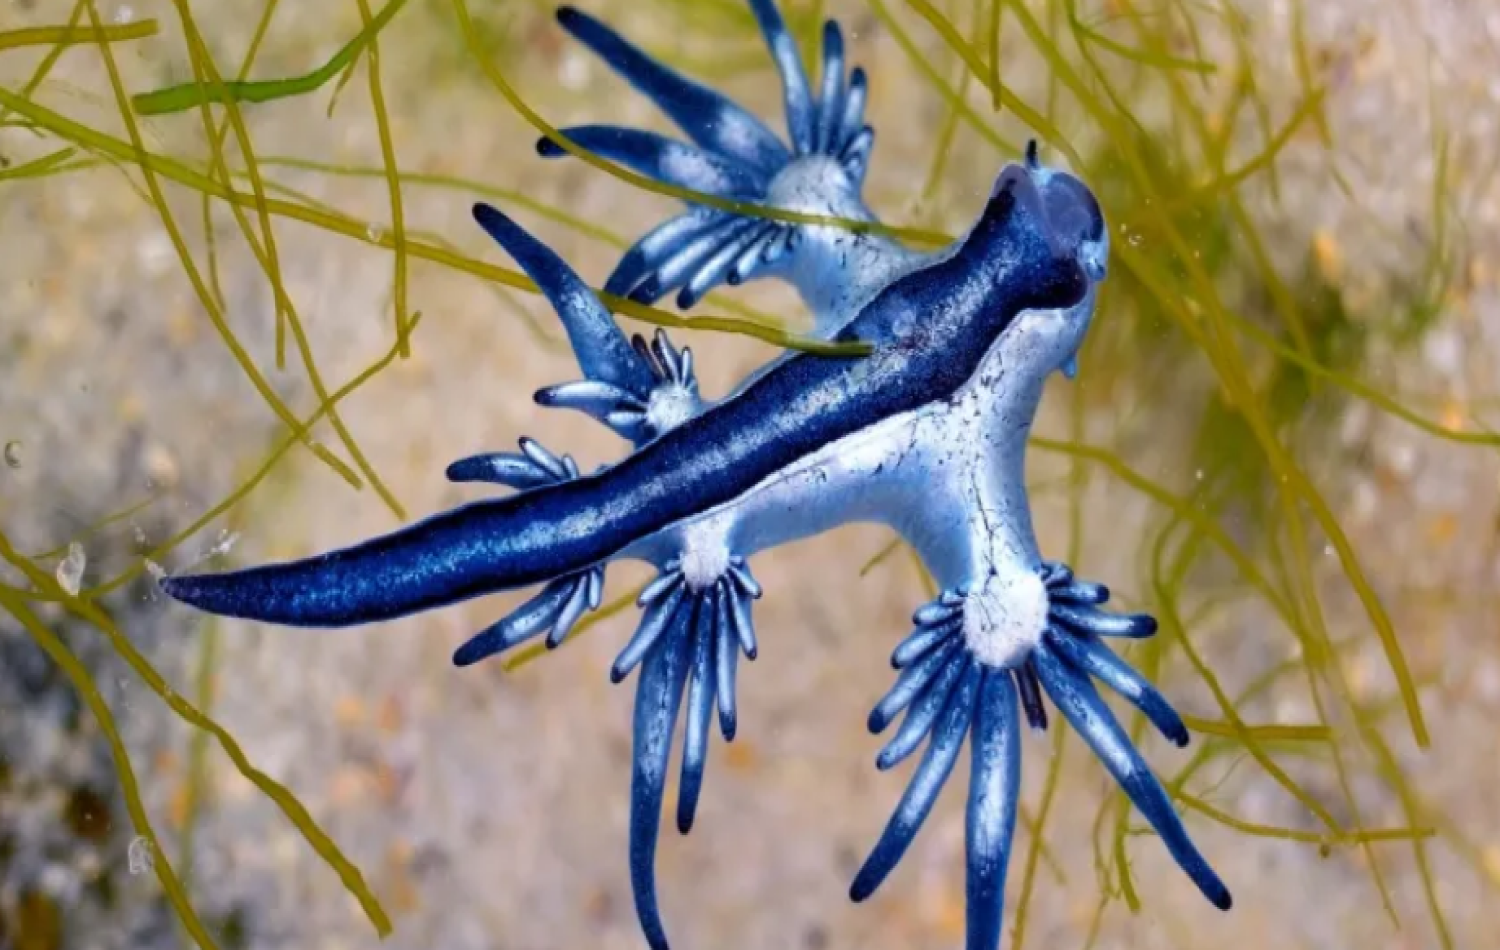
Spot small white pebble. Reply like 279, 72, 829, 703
144, 559, 167, 581
56, 542, 86, 596
76, 849, 103, 879
1274, 694, 1309, 725
38, 863, 78, 902
143, 442, 179, 488
114, 5, 134, 25
1382, 439, 1418, 479
1349, 477, 1378, 523
559, 50, 590, 91
1422, 328, 1463, 377
1237, 782, 1277, 826
1339, 400, 1370, 447
366, 223, 385, 243
1473, 660, 1500, 703
137, 230, 175, 277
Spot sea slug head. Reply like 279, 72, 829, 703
1025, 141, 1109, 380
967, 143, 1109, 390
1023, 140, 1109, 284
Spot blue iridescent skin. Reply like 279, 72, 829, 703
547, 1, 926, 330
160, 3, 1231, 948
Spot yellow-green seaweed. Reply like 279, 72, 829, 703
2, 0, 1490, 946
130, 0, 413, 116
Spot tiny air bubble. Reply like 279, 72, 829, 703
211, 530, 240, 559
3, 441, 19, 468
127, 836, 154, 875
56, 542, 86, 596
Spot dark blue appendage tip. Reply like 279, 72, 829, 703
628, 604, 695, 950
855, 580, 1231, 950
472, 201, 657, 398
1033, 645, 1233, 912
545, 0, 877, 309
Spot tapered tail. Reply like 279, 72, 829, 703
162, 475, 652, 628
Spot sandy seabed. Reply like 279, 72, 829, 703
2, 1, 1499, 948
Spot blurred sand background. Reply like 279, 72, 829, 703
2, 0, 1500, 948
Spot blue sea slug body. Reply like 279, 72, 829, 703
161, 2, 1231, 947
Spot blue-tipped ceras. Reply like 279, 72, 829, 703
161, 1, 1232, 947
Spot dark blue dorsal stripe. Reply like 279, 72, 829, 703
161, 172, 1084, 629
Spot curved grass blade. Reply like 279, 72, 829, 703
87, 313, 428, 603
0, 19, 157, 51
137, 2, 408, 521
452, 0, 946, 247
901, 0, 996, 101
0, 88, 867, 358
13, 20, 365, 496
351, 0, 412, 357
130, 0, 411, 115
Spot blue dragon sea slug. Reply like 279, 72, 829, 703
161, 2, 1231, 947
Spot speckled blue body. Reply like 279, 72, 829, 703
161, 2, 1232, 947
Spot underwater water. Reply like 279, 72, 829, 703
2, 0, 1499, 948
